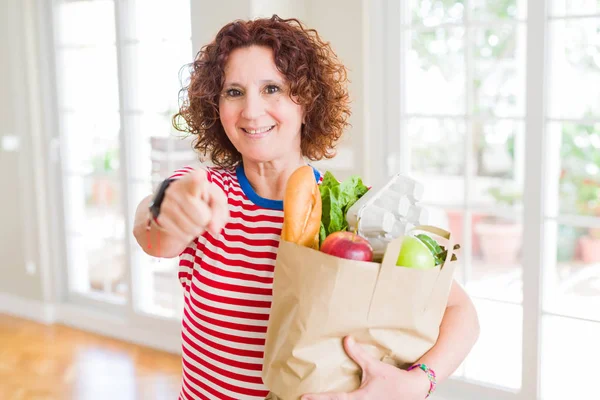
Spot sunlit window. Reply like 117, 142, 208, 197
54, 0, 196, 318
390, 1, 600, 398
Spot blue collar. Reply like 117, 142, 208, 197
235, 164, 321, 210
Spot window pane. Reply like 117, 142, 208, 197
475, 119, 523, 178
550, 0, 600, 16
470, 212, 523, 303
127, 113, 168, 182
64, 174, 127, 299
472, 24, 526, 117
474, 175, 523, 210
129, 180, 153, 214
86, 238, 127, 298
407, 28, 466, 115
62, 112, 121, 175
63, 175, 125, 239
123, 0, 192, 41
409, 0, 464, 26
403, 118, 465, 210
58, 47, 120, 112
407, 117, 466, 177
544, 222, 600, 322
462, 299, 522, 389
132, 246, 183, 319
470, 0, 527, 21
150, 136, 198, 185
127, 113, 197, 182
121, 42, 192, 113
548, 19, 600, 119
57, 0, 115, 46
555, 122, 600, 216
541, 316, 600, 400
473, 121, 524, 211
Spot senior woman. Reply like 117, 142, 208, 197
133, 15, 479, 400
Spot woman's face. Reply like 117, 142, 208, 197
219, 45, 304, 165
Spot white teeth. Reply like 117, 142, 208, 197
243, 126, 274, 134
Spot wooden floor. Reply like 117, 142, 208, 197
0, 314, 182, 400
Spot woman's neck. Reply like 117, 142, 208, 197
241, 156, 307, 201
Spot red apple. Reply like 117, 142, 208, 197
320, 231, 373, 261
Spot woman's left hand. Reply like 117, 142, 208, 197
300, 336, 430, 400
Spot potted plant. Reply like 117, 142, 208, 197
474, 183, 523, 265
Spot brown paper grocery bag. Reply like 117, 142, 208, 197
262, 226, 457, 400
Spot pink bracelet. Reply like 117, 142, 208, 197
407, 363, 437, 398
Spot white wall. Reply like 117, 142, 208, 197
0, 0, 50, 303
189, 0, 252, 52
251, 0, 308, 20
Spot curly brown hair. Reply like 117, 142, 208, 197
172, 14, 351, 169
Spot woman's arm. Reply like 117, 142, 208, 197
132, 194, 189, 258
132, 167, 229, 259
413, 280, 480, 382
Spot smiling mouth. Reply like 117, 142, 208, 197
241, 125, 275, 134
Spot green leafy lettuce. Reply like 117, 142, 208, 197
318, 171, 369, 246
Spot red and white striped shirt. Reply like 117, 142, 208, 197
170, 164, 322, 400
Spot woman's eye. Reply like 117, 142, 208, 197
225, 89, 242, 97
264, 85, 280, 94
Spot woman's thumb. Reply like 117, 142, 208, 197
343, 336, 372, 373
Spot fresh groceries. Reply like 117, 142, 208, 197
396, 233, 460, 269
320, 231, 374, 261
281, 166, 459, 268
318, 171, 369, 246
281, 166, 322, 249
396, 235, 437, 269
266, 168, 461, 399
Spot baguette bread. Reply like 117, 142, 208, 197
281, 166, 322, 249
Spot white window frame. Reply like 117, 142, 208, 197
375, 1, 539, 399
376, 1, 600, 399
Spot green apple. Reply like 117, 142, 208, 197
395, 235, 436, 269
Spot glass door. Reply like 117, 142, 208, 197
385, 1, 600, 399
53, 0, 196, 321
386, 0, 528, 396
118, 0, 196, 319
55, 0, 126, 308
541, 1, 600, 399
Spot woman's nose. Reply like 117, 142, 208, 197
240, 91, 266, 120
